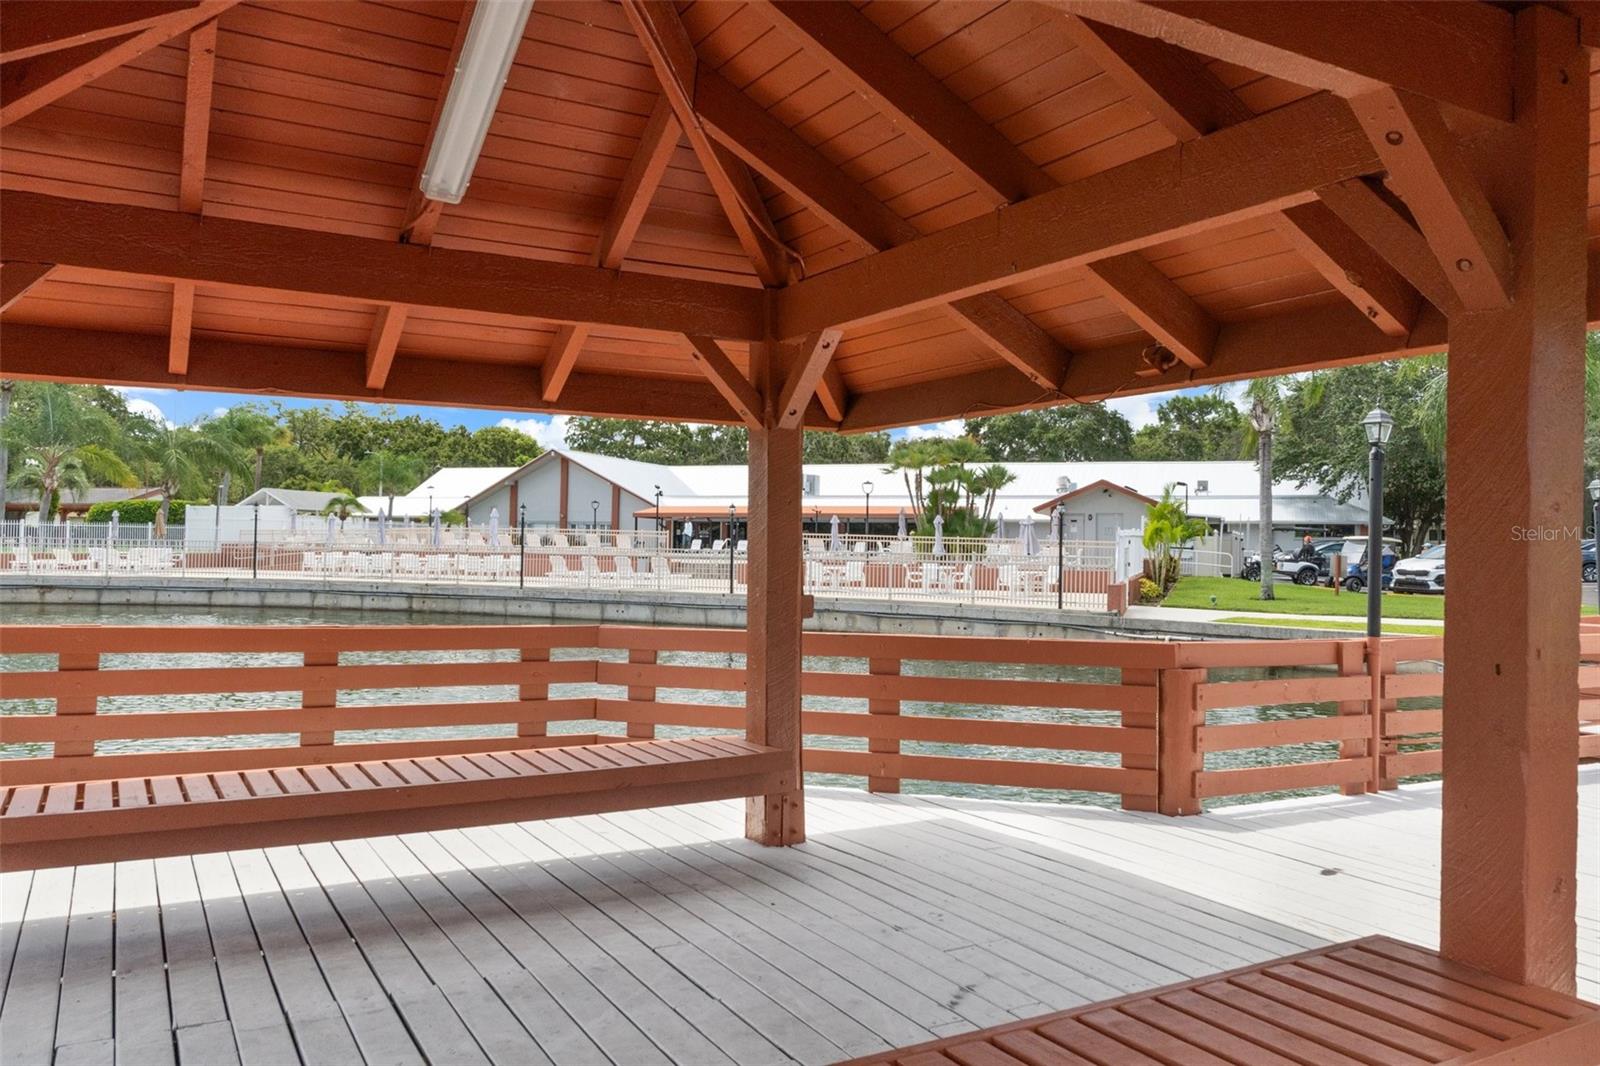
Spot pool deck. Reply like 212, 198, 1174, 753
3, 769, 1596, 1065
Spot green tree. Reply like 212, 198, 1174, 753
465, 425, 542, 466
1274, 361, 1444, 556
965, 404, 1134, 461
136, 423, 249, 533
207, 405, 282, 496
321, 493, 368, 527
1, 382, 138, 519
358, 449, 426, 499
802, 431, 891, 462
883, 436, 1011, 538
1143, 484, 1209, 590
1223, 377, 1311, 602
1130, 393, 1246, 460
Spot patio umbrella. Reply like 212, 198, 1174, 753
108, 511, 119, 543
897, 508, 907, 540
1020, 518, 1038, 556
431, 510, 442, 548
932, 514, 945, 556
326, 513, 337, 546
377, 509, 387, 546
828, 514, 841, 551
990, 515, 1006, 551
288, 509, 296, 533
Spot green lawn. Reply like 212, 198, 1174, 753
1215, 615, 1443, 636
1160, 576, 1598, 619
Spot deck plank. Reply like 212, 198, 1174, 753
110, 860, 175, 1066
152, 856, 229, 1030
0, 865, 72, 1065
55, 862, 115, 1053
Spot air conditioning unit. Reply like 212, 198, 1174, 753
1196, 480, 1209, 493
1055, 476, 1077, 494
802, 474, 820, 496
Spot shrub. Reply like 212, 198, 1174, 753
1138, 578, 1162, 604
84, 499, 198, 525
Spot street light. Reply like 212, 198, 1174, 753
1362, 407, 1395, 637
654, 484, 662, 542
518, 503, 527, 589
1588, 479, 1600, 557
590, 499, 599, 530
728, 502, 737, 595
861, 480, 874, 540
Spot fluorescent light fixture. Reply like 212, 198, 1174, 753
418, 0, 534, 204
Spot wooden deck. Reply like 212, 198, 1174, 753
2, 769, 1595, 1066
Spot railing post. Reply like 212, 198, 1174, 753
867, 657, 900, 792
1368, 637, 1399, 791
54, 651, 99, 759
1156, 666, 1205, 816
1120, 667, 1158, 812
627, 647, 656, 741
1337, 639, 1371, 794
519, 645, 549, 741
300, 648, 337, 748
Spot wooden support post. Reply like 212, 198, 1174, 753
867, 657, 900, 793
627, 647, 656, 741
1156, 667, 1204, 816
300, 648, 337, 748
745, 338, 805, 845
1368, 638, 1399, 791
1336, 639, 1369, 795
1440, 5, 1585, 995
1120, 667, 1159, 812
53, 651, 98, 759
518, 646, 549, 740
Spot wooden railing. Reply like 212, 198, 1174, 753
2, 624, 1594, 810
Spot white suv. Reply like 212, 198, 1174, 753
1391, 543, 1445, 594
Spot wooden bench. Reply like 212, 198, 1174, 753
0, 735, 789, 871
841, 937, 1600, 1066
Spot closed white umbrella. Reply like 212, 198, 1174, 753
828, 514, 841, 551
377, 509, 388, 546
326, 513, 337, 546
431, 510, 442, 548
897, 508, 907, 540
990, 514, 1006, 550
108, 510, 120, 542
932, 514, 945, 556
488, 507, 500, 548
1020, 518, 1038, 556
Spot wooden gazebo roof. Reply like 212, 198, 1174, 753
0, 1, 1597, 431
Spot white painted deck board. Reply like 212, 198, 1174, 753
1, 768, 1595, 1065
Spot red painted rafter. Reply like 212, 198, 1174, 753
1, 1, 208, 63
168, 281, 195, 376
775, 330, 843, 430
364, 305, 408, 391
178, 19, 217, 214
0, 262, 54, 313
684, 335, 764, 428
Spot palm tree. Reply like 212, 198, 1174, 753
321, 493, 368, 528
138, 424, 249, 534
1414, 333, 1600, 456
1222, 375, 1325, 601
1143, 484, 1209, 591
207, 406, 282, 496
1, 382, 137, 519
357, 449, 424, 512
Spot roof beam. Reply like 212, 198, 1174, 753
684, 335, 764, 428
0, 261, 54, 312
764, 1, 1055, 205
168, 280, 194, 376
0, 1, 234, 128
695, 57, 1069, 390
815, 363, 848, 423
1315, 178, 1462, 315
1350, 88, 1512, 312
775, 330, 842, 430
400, 1, 475, 246
364, 304, 407, 390
178, 19, 217, 214
541, 97, 681, 403
0, 2, 210, 63
0, 323, 827, 426
621, 0, 790, 286
1, 190, 768, 340
1084, 254, 1216, 368
1050, 1, 1513, 122
1067, 15, 1419, 338
777, 91, 1383, 337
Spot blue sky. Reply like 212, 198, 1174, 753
117, 383, 1226, 447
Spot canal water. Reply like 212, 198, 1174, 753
0, 603, 1439, 810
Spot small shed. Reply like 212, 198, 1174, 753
1032, 480, 1156, 541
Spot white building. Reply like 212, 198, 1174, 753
456, 450, 1373, 552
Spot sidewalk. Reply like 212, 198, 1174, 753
1125, 603, 1444, 632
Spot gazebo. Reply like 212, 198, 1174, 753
1, 0, 1597, 1059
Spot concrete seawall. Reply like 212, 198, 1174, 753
0, 576, 1352, 641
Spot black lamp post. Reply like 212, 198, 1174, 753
1054, 505, 1064, 610
654, 484, 662, 542
519, 503, 527, 590
1363, 407, 1395, 637
728, 502, 737, 594
1588, 478, 1600, 560
590, 499, 599, 530
861, 480, 874, 540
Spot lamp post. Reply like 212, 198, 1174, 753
251, 503, 259, 580
1363, 407, 1395, 637
590, 499, 599, 530
728, 502, 737, 595
519, 503, 527, 590
1588, 479, 1600, 564
1054, 505, 1064, 610
861, 480, 874, 540
654, 484, 662, 544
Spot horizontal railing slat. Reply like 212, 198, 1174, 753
1197, 714, 1371, 753
1195, 675, 1370, 711
801, 749, 1153, 797
0, 624, 601, 655
1194, 758, 1370, 798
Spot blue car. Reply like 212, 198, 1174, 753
1584, 540, 1596, 583
1342, 546, 1397, 592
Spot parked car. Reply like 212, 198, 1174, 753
1584, 541, 1596, 583
1342, 544, 1398, 592
1270, 537, 1347, 586
1392, 543, 1446, 594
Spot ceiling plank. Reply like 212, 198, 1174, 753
400, 1, 475, 246
621, 0, 790, 286
684, 335, 764, 428
776, 92, 1384, 337
541, 96, 680, 403
0, 1, 235, 128
1069, 15, 1418, 338
0, 323, 826, 426
695, 54, 1069, 391
775, 330, 843, 430
0, 262, 54, 312
764, 1, 1055, 206
1350, 88, 1512, 312
1049, 1, 1513, 122
1085, 254, 1216, 368
0, 1, 209, 63
2, 190, 768, 340
178, 19, 217, 214
168, 281, 195, 376
364, 305, 408, 391
1315, 178, 1461, 315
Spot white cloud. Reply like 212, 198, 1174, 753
497, 414, 569, 450
124, 397, 174, 427
903, 419, 967, 440
1103, 394, 1161, 430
